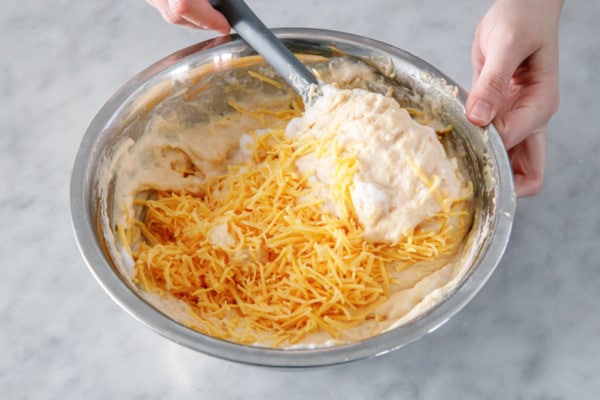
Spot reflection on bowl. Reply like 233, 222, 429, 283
70, 28, 515, 367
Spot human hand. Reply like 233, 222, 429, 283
146, 0, 230, 33
466, 0, 564, 197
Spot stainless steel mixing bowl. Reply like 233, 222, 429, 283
70, 28, 515, 367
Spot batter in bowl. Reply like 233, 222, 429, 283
102, 56, 475, 348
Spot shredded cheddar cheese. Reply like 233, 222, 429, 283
123, 97, 473, 347
247, 70, 283, 90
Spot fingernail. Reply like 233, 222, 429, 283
471, 99, 492, 124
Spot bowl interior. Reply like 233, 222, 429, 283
71, 28, 515, 367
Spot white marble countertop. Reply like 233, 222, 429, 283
2, 1, 599, 398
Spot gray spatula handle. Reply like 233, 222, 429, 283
209, 0, 318, 100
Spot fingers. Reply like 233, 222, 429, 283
466, 0, 563, 198
508, 129, 547, 197
168, 0, 230, 33
466, 34, 530, 127
147, 0, 230, 33
493, 78, 559, 150
494, 77, 556, 197
148, 0, 198, 29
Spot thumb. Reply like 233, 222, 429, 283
466, 39, 526, 126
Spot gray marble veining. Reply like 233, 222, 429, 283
1, 1, 599, 399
